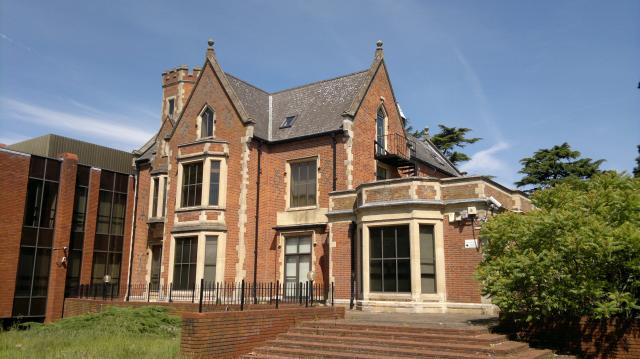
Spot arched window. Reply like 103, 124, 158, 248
200, 107, 214, 138
376, 107, 386, 154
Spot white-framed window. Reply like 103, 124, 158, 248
176, 157, 227, 210
198, 106, 215, 139
168, 232, 226, 288
288, 158, 318, 209
149, 175, 168, 218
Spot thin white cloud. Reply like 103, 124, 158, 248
0, 32, 33, 52
460, 141, 513, 180
0, 97, 153, 148
452, 46, 504, 143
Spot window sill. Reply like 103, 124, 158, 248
286, 205, 319, 212
147, 217, 166, 224
175, 205, 226, 213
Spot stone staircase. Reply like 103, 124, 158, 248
244, 320, 553, 358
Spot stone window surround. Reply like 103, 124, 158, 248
285, 156, 320, 211
165, 96, 176, 119
166, 231, 227, 287
148, 175, 168, 219
196, 104, 216, 140
175, 155, 228, 211
359, 216, 446, 303
276, 230, 318, 285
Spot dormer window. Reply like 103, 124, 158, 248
200, 107, 215, 138
280, 115, 296, 129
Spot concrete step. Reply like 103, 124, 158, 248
249, 345, 499, 359
289, 326, 507, 344
277, 332, 528, 356
299, 320, 489, 336
505, 348, 555, 359
265, 337, 532, 358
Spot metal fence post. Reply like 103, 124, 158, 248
275, 280, 280, 309
126, 281, 131, 301
147, 282, 151, 302
269, 282, 273, 304
350, 275, 355, 309
169, 283, 173, 303
305, 281, 309, 308
240, 279, 245, 311
331, 282, 335, 306
198, 278, 204, 313
310, 280, 314, 307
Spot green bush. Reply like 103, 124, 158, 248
477, 173, 640, 322
0, 306, 181, 358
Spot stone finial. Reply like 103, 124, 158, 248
374, 40, 384, 59
208, 38, 215, 48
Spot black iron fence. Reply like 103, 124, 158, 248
68, 280, 334, 312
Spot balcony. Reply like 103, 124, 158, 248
374, 133, 416, 167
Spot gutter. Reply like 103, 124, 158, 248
252, 140, 263, 297
125, 167, 140, 299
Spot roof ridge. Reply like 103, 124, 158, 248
270, 69, 369, 95
225, 72, 270, 94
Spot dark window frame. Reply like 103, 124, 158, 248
369, 225, 411, 293
173, 236, 197, 290
209, 160, 221, 206
152, 177, 160, 217
200, 107, 214, 138
13, 156, 61, 318
203, 235, 218, 282
65, 165, 90, 297
181, 162, 203, 208
167, 98, 175, 117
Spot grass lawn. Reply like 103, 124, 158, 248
0, 306, 181, 358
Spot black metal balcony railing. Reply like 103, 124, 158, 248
374, 133, 416, 162
68, 280, 334, 312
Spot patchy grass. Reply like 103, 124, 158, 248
0, 306, 181, 358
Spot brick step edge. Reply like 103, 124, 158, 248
267, 337, 530, 357
250, 345, 502, 359
275, 333, 527, 355
289, 326, 507, 344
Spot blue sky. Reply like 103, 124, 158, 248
1, 0, 638, 186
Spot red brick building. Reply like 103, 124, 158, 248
0, 41, 531, 322
0, 135, 134, 323
129, 40, 531, 314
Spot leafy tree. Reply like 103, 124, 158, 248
477, 173, 640, 322
515, 142, 604, 192
411, 124, 481, 166
634, 145, 640, 178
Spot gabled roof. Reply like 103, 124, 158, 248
408, 133, 461, 176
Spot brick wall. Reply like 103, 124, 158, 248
0, 150, 30, 318
45, 153, 78, 322
443, 217, 483, 303
330, 222, 353, 299
62, 298, 201, 317
130, 166, 151, 284
181, 306, 345, 358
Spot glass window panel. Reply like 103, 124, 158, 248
204, 265, 216, 283
290, 161, 316, 208
397, 259, 411, 292
100, 171, 114, 190
92, 252, 107, 282
21, 227, 38, 247
94, 234, 109, 251
45, 159, 60, 181
115, 174, 129, 193
209, 161, 220, 206
24, 179, 43, 227
76, 165, 90, 187
72, 186, 88, 232
382, 228, 396, 258
382, 260, 397, 292
285, 238, 298, 254
111, 193, 126, 235
39, 182, 58, 229
152, 177, 159, 216
12, 298, 30, 317
15, 247, 35, 296
285, 256, 297, 280
205, 236, 217, 266
29, 157, 45, 178
32, 248, 51, 296
420, 225, 436, 294
96, 191, 112, 234
298, 255, 311, 282
298, 236, 311, 254
109, 253, 122, 280
370, 260, 382, 292
396, 226, 410, 258
37, 229, 54, 248
29, 297, 47, 317
161, 178, 168, 216
370, 228, 382, 259
110, 235, 123, 253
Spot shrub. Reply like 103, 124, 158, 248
477, 172, 640, 322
